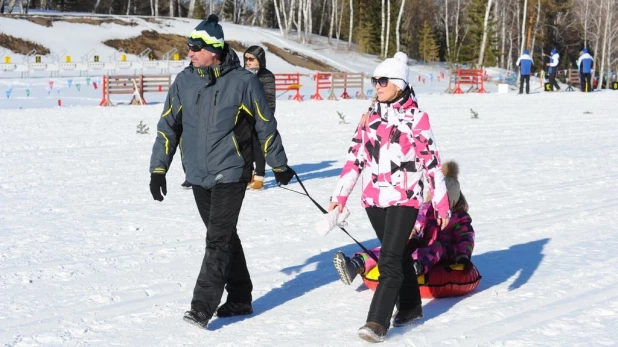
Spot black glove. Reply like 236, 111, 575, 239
150, 173, 167, 201
273, 166, 295, 186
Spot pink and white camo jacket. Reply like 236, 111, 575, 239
331, 95, 451, 218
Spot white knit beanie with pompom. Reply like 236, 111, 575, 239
373, 51, 410, 91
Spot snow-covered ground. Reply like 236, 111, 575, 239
2, 12, 618, 347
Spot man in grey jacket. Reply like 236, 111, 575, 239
149, 14, 295, 329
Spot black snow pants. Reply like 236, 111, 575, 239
549, 69, 560, 91
365, 206, 421, 329
519, 75, 530, 94
191, 183, 252, 317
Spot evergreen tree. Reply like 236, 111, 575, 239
458, 0, 497, 66
193, 0, 205, 19
418, 21, 439, 63
355, 0, 381, 55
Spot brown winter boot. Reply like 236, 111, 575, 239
249, 175, 264, 190
358, 321, 387, 343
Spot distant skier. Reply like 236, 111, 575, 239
516, 49, 534, 94
542, 48, 560, 91
577, 48, 594, 92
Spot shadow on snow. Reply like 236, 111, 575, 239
208, 227, 549, 331
207, 238, 380, 330
389, 237, 549, 337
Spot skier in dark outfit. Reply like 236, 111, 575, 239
148, 14, 295, 329
243, 45, 276, 190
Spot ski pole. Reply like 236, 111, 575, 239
280, 172, 379, 263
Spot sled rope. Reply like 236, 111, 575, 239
279, 172, 379, 263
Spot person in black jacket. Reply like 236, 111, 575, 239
243, 45, 276, 190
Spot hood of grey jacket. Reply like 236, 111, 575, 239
150, 44, 288, 188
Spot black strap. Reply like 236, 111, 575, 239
284, 172, 379, 263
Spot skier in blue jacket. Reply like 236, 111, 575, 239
577, 48, 594, 92
543, 48, 560, 91
516, 49, 534, 94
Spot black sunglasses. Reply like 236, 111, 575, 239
371, 76, 406, 87
187, 44, 204, 52
245, 56, 256, 62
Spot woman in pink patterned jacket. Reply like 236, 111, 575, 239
328, 52, 450, 343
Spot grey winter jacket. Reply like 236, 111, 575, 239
149, 44, 288, 188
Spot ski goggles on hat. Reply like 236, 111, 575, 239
371, 76, 406, 87
187, 44, 205, 52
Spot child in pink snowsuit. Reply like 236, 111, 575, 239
334, 161, 474, 286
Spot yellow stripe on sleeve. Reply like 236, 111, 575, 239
239, 104, 253, 117
263, 134, 273, 156
254, 100, 269, 122
158, 131, 170, 155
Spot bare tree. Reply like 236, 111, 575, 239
328, 0, 337, 45
384, 0, 391, 57
444, 0, 451, 60
273, 0, 285, 36
169, 0, 174, 17
478, 0, 494, 66
188, 0, 196, 18
593, 0, 603, 85
499, 0, 506, 67
94, 0, 102, 13
155, 0, 159, 16
126, 0, 131, 15
149, 0, 154, 16
530, 0, 541, 58
396, 0, 406, 52
347, 0, 353, 50
520, 0, 527, 54
599, 0, 610, 89
336, 0, 344, 47
306, 0, 313, 43
381, 0, 385, 57
318, 0, 327, 35
297, 0, 303, 41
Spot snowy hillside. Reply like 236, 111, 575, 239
2, 13, 618, 347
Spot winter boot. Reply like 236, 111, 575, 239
183, 310, 210, 329
392, 305, 423, 327
358, 321, 387, 343
249, 175, 264, 190
181, 180, 192, 188
216, 302, 253, 317
333, 252, 364, 285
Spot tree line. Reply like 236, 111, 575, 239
23, 0, 618, 86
